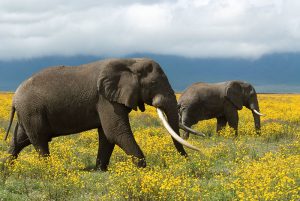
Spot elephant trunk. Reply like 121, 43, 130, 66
153, 94, 200, 154
249, 99, 261, 134
253, 112, 261, 134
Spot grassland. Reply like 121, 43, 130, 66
0, 93, 299, 200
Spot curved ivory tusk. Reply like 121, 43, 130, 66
253, 109, 265, 116
179, 123, 206, 137
157, 108, 201, 151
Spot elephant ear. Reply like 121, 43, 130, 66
225, 81, 243, 110
97, 60, 141, 111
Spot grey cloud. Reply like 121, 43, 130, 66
0, 0, 300, 60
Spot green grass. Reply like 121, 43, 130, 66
0, 115, 299, 200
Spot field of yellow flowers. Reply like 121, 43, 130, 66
0, 93, 299, 200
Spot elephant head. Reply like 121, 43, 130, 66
225, 81, 263, 133
98, 58, 199, 154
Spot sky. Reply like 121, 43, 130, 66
1, 0, 300, 60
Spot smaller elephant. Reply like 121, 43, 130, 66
178, 81, 264, 138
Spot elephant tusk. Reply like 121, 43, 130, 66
253, 109, 265, 116
179, 123, 206, 137
157, 108, 201, 151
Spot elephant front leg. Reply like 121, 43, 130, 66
216, 116, 227, 135
96, 128, 115, 171
224, 102, 239, 137
182, 125, 191, 140
97, 98, 146, 168
180, 110, 193, 140
114, 131, 146, 168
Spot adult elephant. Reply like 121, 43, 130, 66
4, 58, 200, 171
178, 81, 264, 138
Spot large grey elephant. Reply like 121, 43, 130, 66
178, 81, 264, 138
4, 58, 200, 171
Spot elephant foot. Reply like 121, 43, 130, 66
95, 157, 147, 171
182, 132, 190, 140
182, 136, 189, 140
96, 166, 108, 172
256, 130, 261, 136
133, 157, 146, 168
95, 163, 110, 172
94, 161, 109, 171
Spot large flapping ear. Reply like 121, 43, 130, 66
97, 60, 141, 111
239, 81, 256, 95
248, 84, 256, 95
225, 81, 243, 110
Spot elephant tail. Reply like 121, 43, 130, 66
4, 106, 15, 141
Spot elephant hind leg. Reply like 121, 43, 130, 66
96, 127, 115, 171
23, 115, 51, 157
7, 123, 31, 159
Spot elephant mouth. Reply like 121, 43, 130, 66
156, 108, 201, 151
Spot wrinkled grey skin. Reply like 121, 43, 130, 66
178, 81, 261, 138
4, 58, 187, 171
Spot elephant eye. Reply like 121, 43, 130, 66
147, 81, 157, 90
